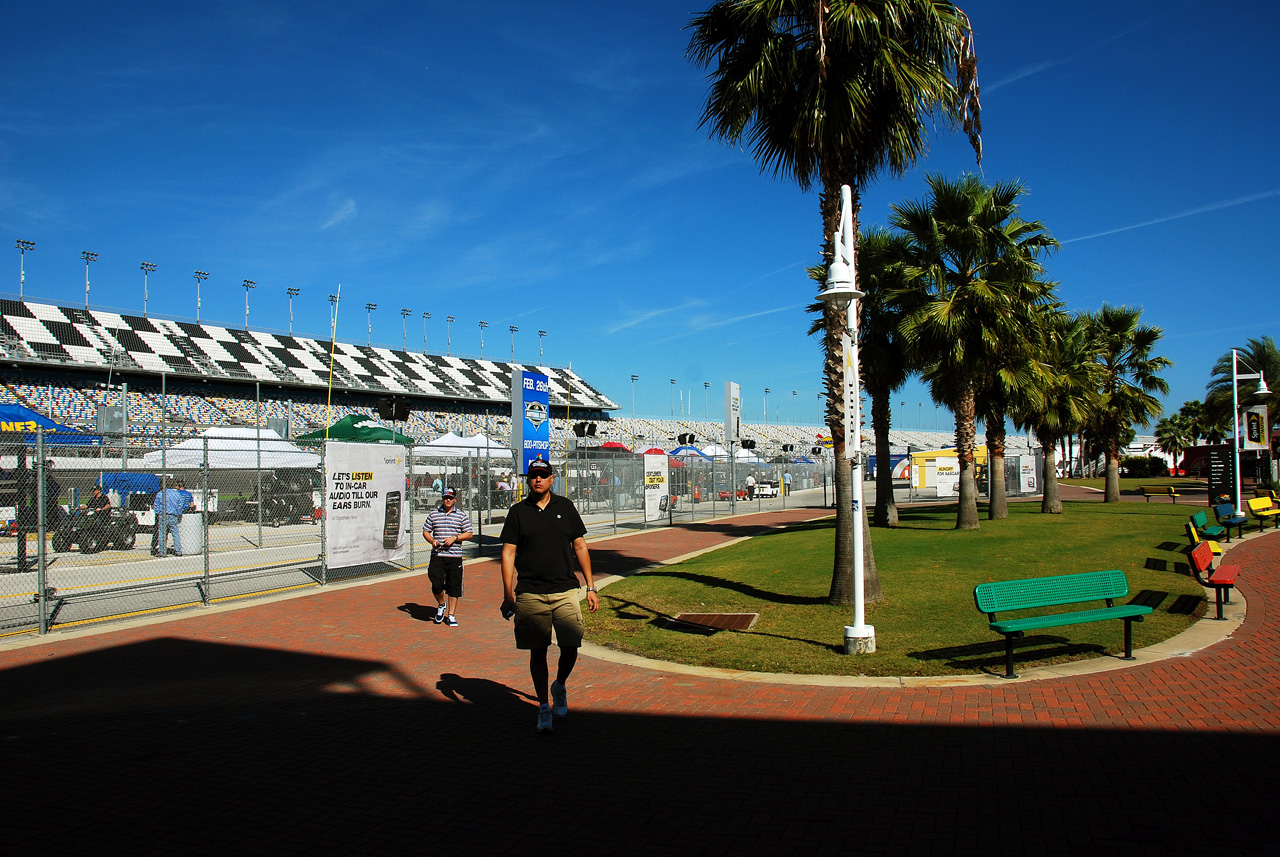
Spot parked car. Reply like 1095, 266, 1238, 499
755, 481, 780, 498
716, 484, 747, 501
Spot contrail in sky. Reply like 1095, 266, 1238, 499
1063, 189, 1280, 244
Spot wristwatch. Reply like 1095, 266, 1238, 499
586, 586, 597, 592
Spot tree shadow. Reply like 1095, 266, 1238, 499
637, 569, 827, 605
602, 594, 841, 653
907, 634, 1105, 674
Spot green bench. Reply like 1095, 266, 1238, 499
1140, 485, 1180, 502
1190, 510, 1226, 541
973, 570, 1153, 679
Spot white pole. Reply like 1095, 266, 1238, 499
1233, 349, 1241, 513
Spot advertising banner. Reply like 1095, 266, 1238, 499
1020, 456, 1038, 492
643, 453, 670, 522
934, 459, 960, 496
724, 382, 741, 445
511, 370, 551, 475
1244, 405, 1269, 451
324, 441, 407, 570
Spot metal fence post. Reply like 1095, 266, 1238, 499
320, 441, 328, 585
407, 451, 415, 571
201, 435, 210, 605
35, 430, 47, 634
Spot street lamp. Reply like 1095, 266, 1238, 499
509, 325, 518, 362
193, 271, 209, 323
538, 330, 547, 364
365, 302, 377, 346
631, 374, 639, 414
242, 279, 256, 330
704, 381, 710, 418
400, 308, 411, 351
1231, 349, 1271, 513
670, 379, 676, 417
140, 261, 156, 318
764, 387, 771, 425
328, 293, 340, 339
817, 183, 873, 655
16, 240, 34, 301
422, 311, 431, 353
81, 250, 98, 309
792, 390, 797, 425
287, 287, 300, 336
446, 315, 455, 355
478, 320, 488, 358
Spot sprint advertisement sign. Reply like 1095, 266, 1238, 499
643, 453, 670, 522
511, 370, 551, 475
324, 441, 406, 570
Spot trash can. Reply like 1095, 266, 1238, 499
177, 512, 204, 555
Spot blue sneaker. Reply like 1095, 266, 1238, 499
536, 704, 553, 733
550, 680, 568, 717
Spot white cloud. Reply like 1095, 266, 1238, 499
320, 198, 357, 230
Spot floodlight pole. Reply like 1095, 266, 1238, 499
478, 320, 488, 358
365, 302, 377, 345
81, 250, 98, 309
243, 279, 256, 330
422, 311, 431, 353
446, 315, 455, 355
401, 308, 411, 351
631, 374, 639, 415
764, 387, 771, 425
670, 379, 676, 417
16, 240, 34, 301
704, 382, 710, 418
538, 330, 546, 364
509, 325, 518, 362
193, 271, 209, 323
819, 184, 874, 655
141, 261, 156, 317
287, 287, 300, 335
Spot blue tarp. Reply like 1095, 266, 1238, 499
0, 404, 101, 446
99, 472, 161, 497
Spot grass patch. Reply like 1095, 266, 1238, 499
589, 501, 1207, 677
1061, 476, 1207, 493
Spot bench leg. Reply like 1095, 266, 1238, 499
1121, 619, 1137, 661
1002, 634, 1018, 679
1213, 586, 1226, 621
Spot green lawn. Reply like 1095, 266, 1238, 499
589, 501, 1208, 677
1060, 476, 1207, 493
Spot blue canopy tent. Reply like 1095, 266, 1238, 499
0, 404, 102, 446
669, 444, 711, 460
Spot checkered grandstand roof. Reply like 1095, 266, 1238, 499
0, 299, 617, 410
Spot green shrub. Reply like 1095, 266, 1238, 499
1120, 455, 1169, 478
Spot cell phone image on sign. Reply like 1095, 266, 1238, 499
383, 490, 401, 549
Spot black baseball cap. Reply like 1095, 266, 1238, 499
527, 459, 554, 478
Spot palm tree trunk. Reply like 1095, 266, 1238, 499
986, 411, 1008, 520
872, 390, 898, 526
1104, 442, 1121, 502
1038, 429, 1062, 513
955, 382, 980, 529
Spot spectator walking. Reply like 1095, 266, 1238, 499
499, 458, 598, 733
745, 472, 757, 500
422, 487, 473, 626
152, 479, 194, 557
782, 471, 792, 496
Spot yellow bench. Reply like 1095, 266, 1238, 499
1140, 486, 1180, 503
1246, 496, 1280, 531
1184, 522, 1222, 557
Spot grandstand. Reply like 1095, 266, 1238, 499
0, 296, 1035, 456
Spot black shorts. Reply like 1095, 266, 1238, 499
428, 556, 464, 598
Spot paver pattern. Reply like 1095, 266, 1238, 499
2, 493, 1276, 855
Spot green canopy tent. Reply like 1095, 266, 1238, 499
296, 414, 414, 445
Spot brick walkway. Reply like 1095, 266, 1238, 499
2, 499, 1276, 855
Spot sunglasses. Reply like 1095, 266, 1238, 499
528, 472, 553, 480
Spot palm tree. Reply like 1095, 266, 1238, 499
1205, 336, 1279, 434
688, 0, 981, 603
1084, 305, 1172, 502
1154, 414, 1195, 476
892, 173, 1057, 529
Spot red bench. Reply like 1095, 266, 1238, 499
1189, 542, 1241, 621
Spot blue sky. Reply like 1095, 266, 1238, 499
2, 1, 1277, 434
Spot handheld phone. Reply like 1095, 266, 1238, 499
383, 490, 401, 549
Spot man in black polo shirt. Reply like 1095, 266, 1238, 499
500, 457, 598, 733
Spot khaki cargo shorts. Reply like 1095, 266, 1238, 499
514, 589, 585, 650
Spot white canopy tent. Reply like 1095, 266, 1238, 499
141, 427, 321, 470
734, 447, 764, 464
700, 443, 731, 459
413, 432, 513, 459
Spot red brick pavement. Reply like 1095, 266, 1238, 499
2, 500, 1277, 855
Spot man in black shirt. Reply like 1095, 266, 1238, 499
500, 457, 597, 733
85, 485, 111, 512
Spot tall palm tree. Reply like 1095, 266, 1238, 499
688, 0, 980, 603
1084, 305, 1172, 502
892, 173, 1058, 529
1205, 336, 1279, 434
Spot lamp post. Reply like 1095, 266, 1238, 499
818, 184, 874, 655
365, 302, 377, 346
764, 388, 771, 425
670, 379, 676, 417
193, 271, 208, 323
422, 311, 431, 353
446, 315, 455, 355
242, 279, 256, 330
400, 308, 411, 351
704, 381, 710, 418
328, 293, 339, 337
16, 240, 34, 301
792, 390, 797, 425
538, 330, 546, 364
81, 250, 98, 309
1231, 349, 1271, 513
631, 374, 639, 414
509, 325, 519, 362
140, 261, 156, 317
478, 320, 488, 358
287, 287, 300, 335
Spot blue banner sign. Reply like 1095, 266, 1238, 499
511, 370, 551, 475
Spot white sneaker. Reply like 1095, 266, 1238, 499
536, 704, 553, 733
550, 680, 568, 717
433, 604, 446, 624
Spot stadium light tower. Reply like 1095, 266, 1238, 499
81, 250, 98, 309
365, 302, 377, 346
764, 387, 771, 425
140, 261, 156, 317
328, 293, 340, 339
16, 240, 34, 301
242, 279, 256, 330
509, 325, 518, 362
446, 315, 455, 355
537, 329, 546, 364
631, 374, 639, 415
193, 271, 209, 323
670, 379, 676, 417
478, 320, 489, 358
287, 287, 300, 335
792, 390, 797, 425
400, 308, 411, 351
704, 381, 710, 418
422, 311, 431, 353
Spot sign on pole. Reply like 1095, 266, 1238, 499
324, 441, 407, 570
511, 370, 551, 474
1244, 405, 1269, 451
642, 453, 670, 522
724, 381, 741, 445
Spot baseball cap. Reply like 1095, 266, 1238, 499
526, 459, 554, 478
442, 487, 457, 499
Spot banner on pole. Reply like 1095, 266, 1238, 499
511, 370, 551, 475
1244, 405, 1269, 451
724, 382, 741, 445
324, 441, 407, 570
642, 453, 670, 522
